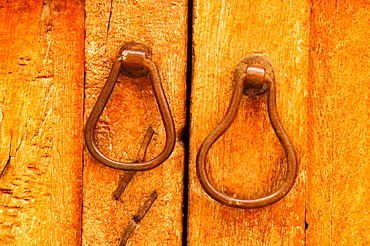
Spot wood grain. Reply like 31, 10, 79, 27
188, 0, 310, 245
1, 1, 369, 245
307, 1, 370, 245
0, 0, 84, 245
83, 0, 187, 245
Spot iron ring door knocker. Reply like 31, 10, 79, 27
196, 56, 298, 209
85, 42, 176, 171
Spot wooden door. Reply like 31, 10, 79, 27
83, 1, 187, 245
0, 0, 187, 245
1, 0, 370, 245
0, 1, 84, 245
188, 0, 370, 245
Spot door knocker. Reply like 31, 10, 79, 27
196, 56, 298, 209
85, 42, 176, 171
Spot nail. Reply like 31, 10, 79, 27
112, 127, 155, 200
119, 191, 158, 246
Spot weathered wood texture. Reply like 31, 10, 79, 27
188, 0, 310, 245
83, 0, 187, 245
307, 1, 370, 245
0, 0, 84, 245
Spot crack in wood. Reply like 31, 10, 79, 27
39, 0, 55, 66
0, 157, 11, 179
1, 134, 13, 179
0, 188, 13, 194
105, 0, 115, 51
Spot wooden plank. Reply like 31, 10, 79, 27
306, 1, 370, 245
0, 0, 84, 245
188, 0, 309, 245
83, 0, 187, 245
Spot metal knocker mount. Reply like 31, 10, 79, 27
85, 42, 176, 171
196, 55, 298, 209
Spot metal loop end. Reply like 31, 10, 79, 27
119, 42, 153, 78
235, 55, 275, 96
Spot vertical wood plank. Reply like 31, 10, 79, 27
307, 1, 370, 245
83, 0, 187, 245
188, 0, 310, 245
0, 0, 84, 245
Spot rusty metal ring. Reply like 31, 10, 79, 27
85, 42, 176, 171
196, 56, 298, 209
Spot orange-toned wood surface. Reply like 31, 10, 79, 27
189, 0, 370, 245
83, 0, 187, 245
0, 0, 84, 245
188, 0, 310, 245
1, 1, 370, 245
306, 1, 370, 245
